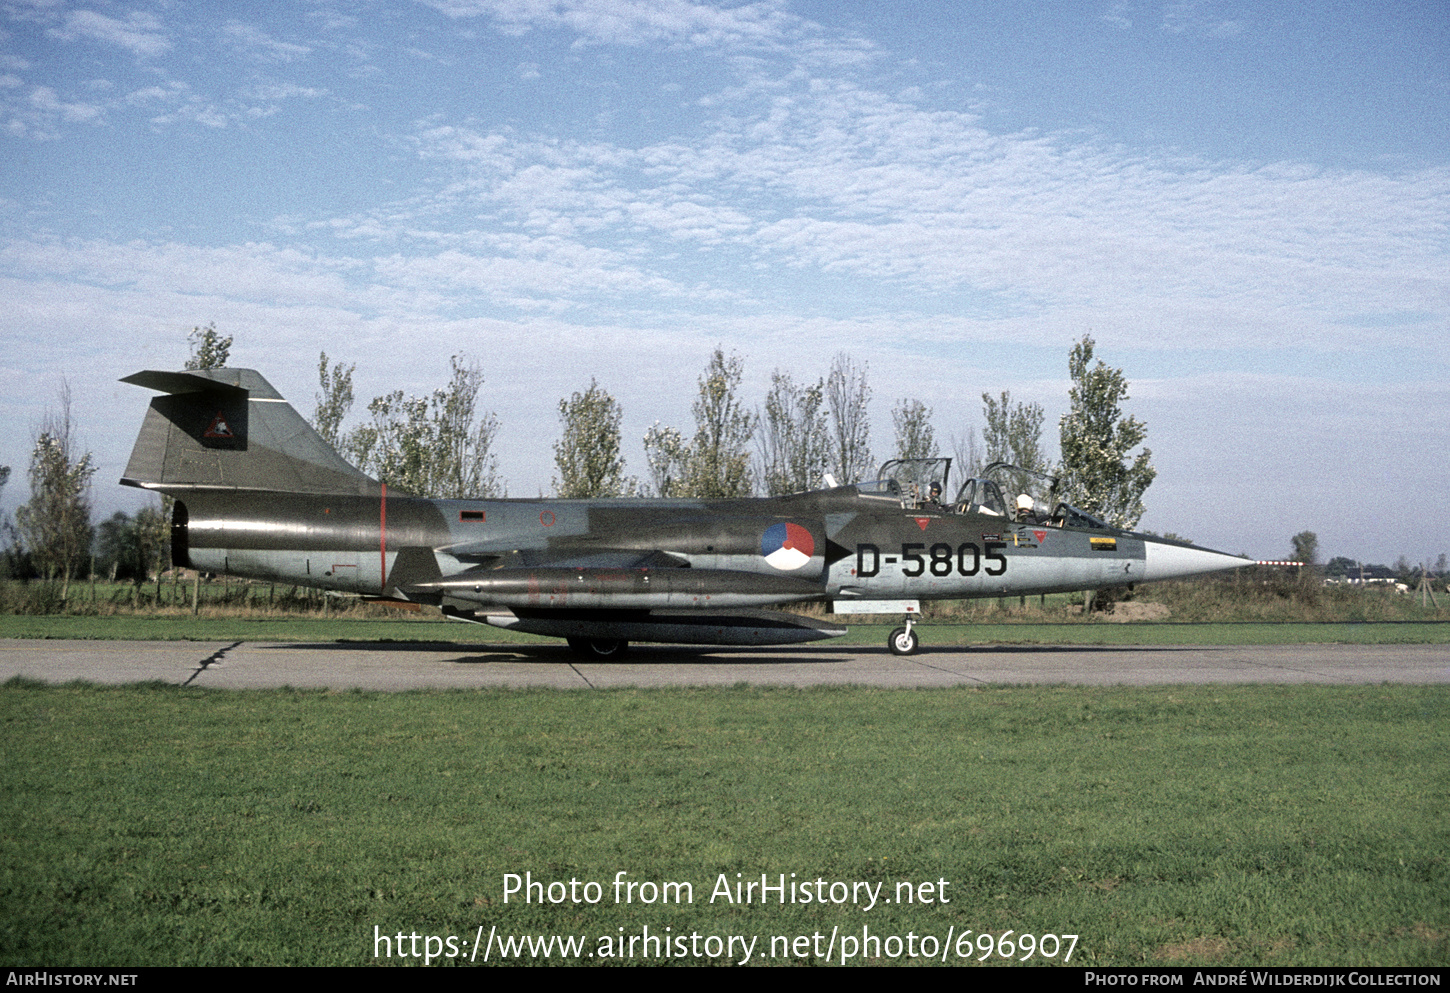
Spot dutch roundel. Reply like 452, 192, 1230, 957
761, 522, 815, 571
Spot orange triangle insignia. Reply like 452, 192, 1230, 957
1033, 529, 1047, 543
203, 412, 233, 438
914, 517, 930, 530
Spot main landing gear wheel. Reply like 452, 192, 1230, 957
567, 637, 630, 659
888, 626, 919, 656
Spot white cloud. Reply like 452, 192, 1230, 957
384, 80, 1449, 356
49, 9, 169, 57
123, 79, 236, 129
125, 82, 184, 105
0, 239, 362, 309
1161, 0, 1243, 38
28, 84, 100, 121
1101, 2, 1132, 30
2, 82, 103, 135
308, 8, 358, 32
221, 20, 312, 61
239, 83, 328, 101
371, 242, 689, 308
420, 0, 796, 49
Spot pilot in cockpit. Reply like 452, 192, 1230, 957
925, 481, 944, 510
1015, 493, 1039, 524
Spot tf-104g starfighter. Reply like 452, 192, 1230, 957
121, 367, 1252, 656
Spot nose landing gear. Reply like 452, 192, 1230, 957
831, 599, 924, 656
888, 618, 919, 656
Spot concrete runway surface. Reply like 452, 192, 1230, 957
2, 639, 1448, 690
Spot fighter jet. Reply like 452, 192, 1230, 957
121, 367, 1252, 656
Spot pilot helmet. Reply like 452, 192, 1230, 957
1016, 493, 1035, 512
930, 481, 942, 498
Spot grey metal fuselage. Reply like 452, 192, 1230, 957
174, 486, 1192, 611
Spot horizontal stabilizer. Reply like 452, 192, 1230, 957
121, 367, 380, 496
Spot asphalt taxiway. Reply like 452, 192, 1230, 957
1, 639, 1447, 690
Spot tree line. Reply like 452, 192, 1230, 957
307, 334, 1155, 531
0, 326, 223, 599
2, 325, 1173, 598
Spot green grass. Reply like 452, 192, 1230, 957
891, 621, 1450, 646
0, 612, 541, 644
2, 681, 1446, 966
3, 612, 1449, 645
7, 569, 1449, 646
6, 569, 1449, 647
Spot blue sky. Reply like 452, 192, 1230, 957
1, 0, 1446, 565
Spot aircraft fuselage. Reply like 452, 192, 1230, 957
174, 486, 1212, 609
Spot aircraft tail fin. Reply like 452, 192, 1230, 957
120, 368, 380, 495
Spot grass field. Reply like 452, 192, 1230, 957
3, 577, 1446, 967
2, 680, 1446, 967
3, 611, 1449, 646
4, 571, 1448, 648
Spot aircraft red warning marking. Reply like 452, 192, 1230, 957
203, 413, 232, 438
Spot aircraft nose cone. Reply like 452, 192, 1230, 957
1140, 540, 1254, 582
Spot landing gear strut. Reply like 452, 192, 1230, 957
888, 618, 919, 656
567, 637, 630, 659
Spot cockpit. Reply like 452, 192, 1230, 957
859, 458, 956, 510
952, 476, 1009, 517
867, 457, 1017, 516
861, 458, 1113, 531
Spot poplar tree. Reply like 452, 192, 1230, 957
16, 386, 95, 601
554, 379, 626, 498
951, 428, 983, 480
982, 390, 1050, 502
348, 355, 502, 498
685, 348, 755, 499
0, 465, 16, 578
1056, 336, 1155, 529
643, 423, 689, 498
313, 352, 355, 450
892, 399, 938, 462
758, 372, 828, 495
185, 323, 232, 370
825, 353, 873, 484
642, 348, 756, 498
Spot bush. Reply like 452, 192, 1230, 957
0, 579, 66, 615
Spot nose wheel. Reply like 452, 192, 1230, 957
888, 619, 919, 656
